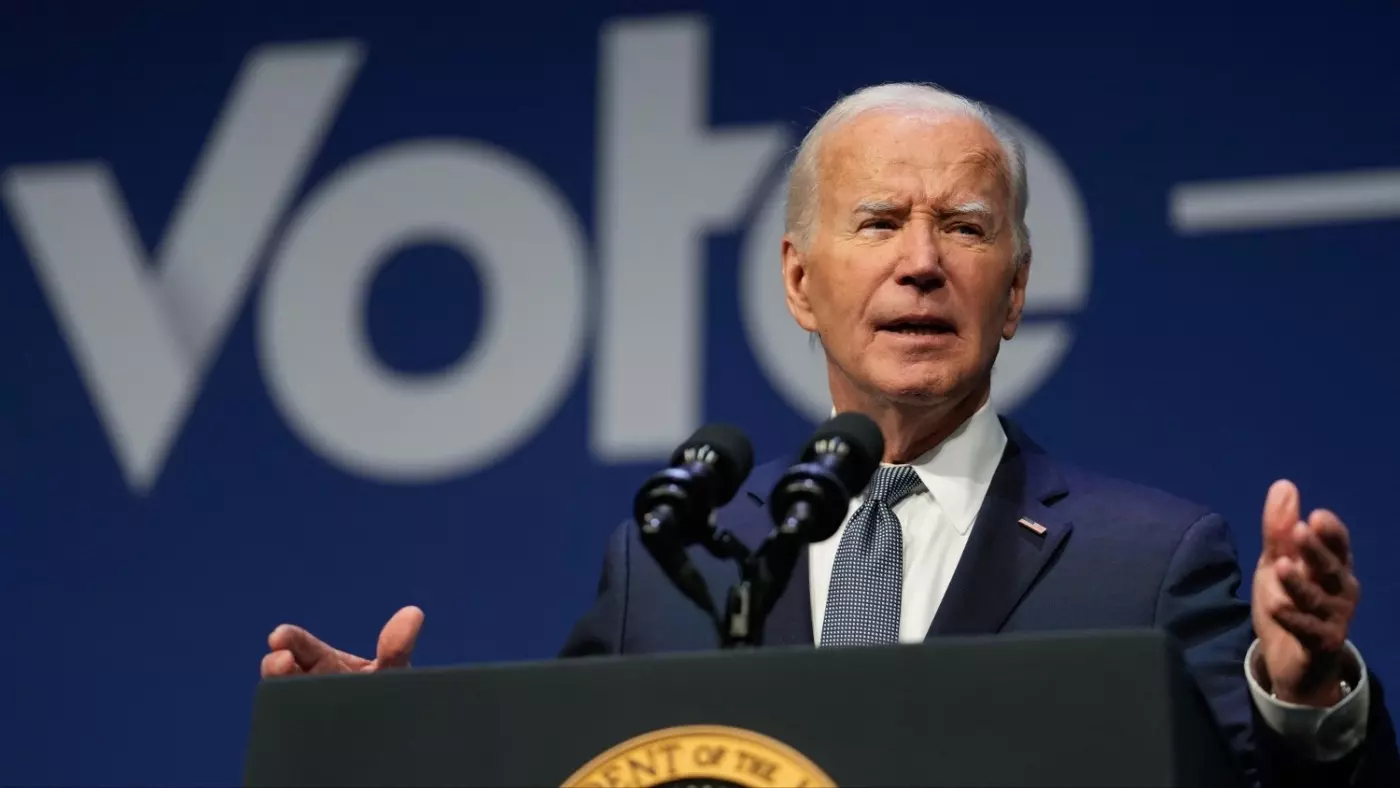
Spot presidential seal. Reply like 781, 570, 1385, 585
561, 724, 836, 788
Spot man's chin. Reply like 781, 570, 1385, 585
862, 364, 989, 407
829, 357, 982, 409
869, 375, 955, 404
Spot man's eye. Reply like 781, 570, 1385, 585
862, 219, 897, 231
950, 224, 984, 236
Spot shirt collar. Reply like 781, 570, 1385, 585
836, 399, 1008, 535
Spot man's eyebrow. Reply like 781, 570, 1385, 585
942, 200, 994, 216
853, 199, 903, 214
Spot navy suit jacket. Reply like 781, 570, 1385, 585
561, 418, 1398, 787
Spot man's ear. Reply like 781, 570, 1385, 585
782, 234, 820, 333
1003, 251, 1031, 340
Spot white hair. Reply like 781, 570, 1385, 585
785, 83, 1030, 266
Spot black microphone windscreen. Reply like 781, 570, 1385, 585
804, 412, 884, 492
672, 422, 754, 504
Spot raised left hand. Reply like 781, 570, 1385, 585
1252, 480, 1361, 707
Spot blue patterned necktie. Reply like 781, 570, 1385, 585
819, 465, 924, 647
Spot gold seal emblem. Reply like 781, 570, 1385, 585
561, 724, 836, 788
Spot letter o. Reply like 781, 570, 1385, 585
258, 140, 589, 481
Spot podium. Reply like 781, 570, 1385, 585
244, 629, 1244, 787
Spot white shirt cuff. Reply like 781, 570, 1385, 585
1244, 638, 1370, 761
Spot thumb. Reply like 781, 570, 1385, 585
375, 605, 424, 669
1262, 479, 1300, 560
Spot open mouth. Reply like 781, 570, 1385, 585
879, 319, 955, 336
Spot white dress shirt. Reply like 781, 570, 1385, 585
808, 401, 1369, 760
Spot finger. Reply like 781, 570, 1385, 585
1278, 557, 1331, 617
268, 624, 336, 671
331, 649, 373, 672
376, 606, 425, 669
1272, 608, 1346, 657
1295, 524, 1347, 595
1265, 557, 1293, 607
261, 650, 303, 678
1256, 561, 1297, 620
1262, 480, 1300, 560
1307, 509, 1352, 567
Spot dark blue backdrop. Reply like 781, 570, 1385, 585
2, 1, 1398, 784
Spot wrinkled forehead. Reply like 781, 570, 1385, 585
818, 112, 1012, 211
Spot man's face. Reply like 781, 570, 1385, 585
782, 111, 1029, 407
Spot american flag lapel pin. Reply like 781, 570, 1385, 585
1017, 516, 1048, 535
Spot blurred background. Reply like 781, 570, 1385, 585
2, 0, 1398, 784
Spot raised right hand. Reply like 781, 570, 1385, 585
260, 605, 424, 678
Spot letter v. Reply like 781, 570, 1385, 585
2, 42, 363, 495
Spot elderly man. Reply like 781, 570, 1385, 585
261, 84, 1398, 785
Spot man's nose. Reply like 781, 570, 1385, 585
895, 228, 946, 291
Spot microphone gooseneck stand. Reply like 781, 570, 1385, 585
721, 478, 844, 647
638, 413, 884, 650
653, 520, 787, 649
644, 521, 782, 649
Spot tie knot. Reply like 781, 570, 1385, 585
865, 465, 923, 507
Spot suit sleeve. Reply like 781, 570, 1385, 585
558, 521, 631, 657
1154, 512, 1400, 788
1153, 511, 1259, 783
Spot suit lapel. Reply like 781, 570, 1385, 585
761, 545, 815, 647
926, 420, 1073, 638
723, 458, 814, 647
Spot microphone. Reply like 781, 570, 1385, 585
769, 412, 885, 543
634, 423, 755, 619
633, 423, 754, 545
739, 413, 884, 638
